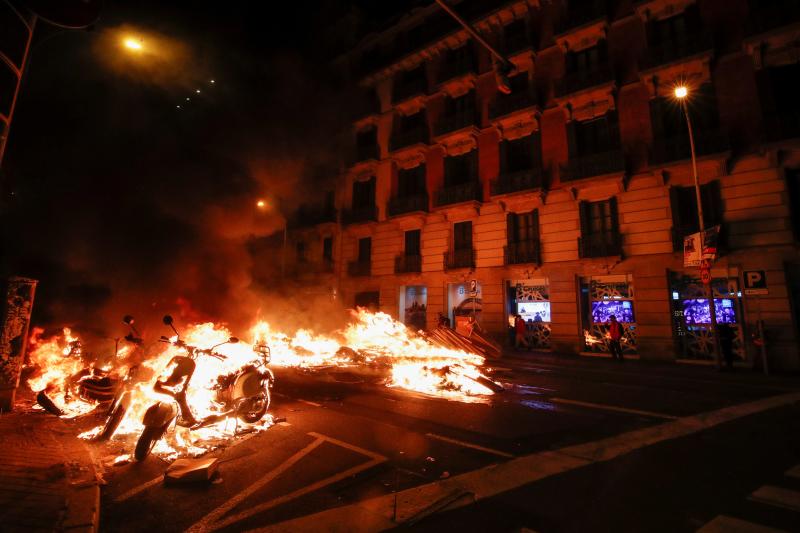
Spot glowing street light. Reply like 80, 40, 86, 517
256, 199, 266, 209
674, 85, 688, 99
123, 37, 143, 52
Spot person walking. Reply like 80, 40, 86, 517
718, 323, 736, 370
514, 314, 530, 350
607, 314, 625, 361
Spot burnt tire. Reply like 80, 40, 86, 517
96, 401, 128, 441
237, 389, 270, 424
134, 425, 165, 461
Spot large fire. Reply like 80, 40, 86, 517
25, 310, 495, 459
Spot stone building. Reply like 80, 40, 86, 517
286, 0, 800, 369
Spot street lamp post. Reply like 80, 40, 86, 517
256, 198, 288, 279
675, 86, 722, 369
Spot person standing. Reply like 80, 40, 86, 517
607, 315, 625, 361
514, 314, 530, 350
718, 323, 736, 370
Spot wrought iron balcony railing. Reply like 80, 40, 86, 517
641, 34, 713, 69
395, 254, 422, 274
435, 181, 481, 207
347, 260, 371, 277
561, 149, 625, 182
505, 240, 541, 265
390, 128, 428, 151
435, 109, 476, 136
556, 65, 613, 96
341, 205, 378, 225
388, 193, 428, 216
489, 90, 537, 119
443, 248, 475, 270
650, 129, 729, 165
491, 168, 544, 196
578, 234, 622, 258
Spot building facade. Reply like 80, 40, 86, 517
287, 0, 800, 369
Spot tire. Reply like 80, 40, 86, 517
96, 401, 127, 441
134, 425, 165, 461
236, 388, 270, 424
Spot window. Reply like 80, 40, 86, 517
565, 41, 608, 75
323, 237, 333, 261
579, 198, 621, 257
453, 221, 472, 250
757, 64, 800, 142
507, 211, 539, 244
504, 18, 528, 53
358, 237, 372, 263
669, 181, 723, 251
446, 90, 474, 117
444, 151, 477, 187
398, 165, 426, 197
501, 134, 541, 174
405, 230, 421, 256
355, 127, 378, 161
296, 241, 306, 263
568, 112, 620, 157
352, 177, 376, 209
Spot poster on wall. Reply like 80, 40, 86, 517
400, 286, 427, 331
512, 279, 550, 322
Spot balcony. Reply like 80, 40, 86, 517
489, 90, 537, 119
388, 193, 428, 216
491, 168, 544, 196
435, 181, 481, 207
561, 149, 625, 182
579, 234, 622, 258
556, 66, 613, 97
395, 254, 422, 274
650, 129, 729, 165
443, 248, 475, 270
341, 205, 378, 225
354, 144, 379, 164
435, 109, 476, 136
763, 109, 800, 142
347, 260, 371, 277
641, 34, 713, 70
555, 0, 607, 34
393, 77, 427, 103
438, 55, 476, 84
505, 240, 541, 265
390, 127, 428, 152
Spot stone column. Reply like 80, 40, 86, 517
0, 277, 38, 412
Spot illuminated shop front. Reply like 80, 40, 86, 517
670, 271, 744, 361
447, 281, 481, 325
399, 285, 427, 332
507, 279, 551, 349
580, 275, 637, 354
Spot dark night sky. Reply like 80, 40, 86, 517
0, 0, 418, 333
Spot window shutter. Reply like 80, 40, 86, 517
531, 132, 542, 168
507, 212, 516, 244
566, 121, 578, 158
669, 186, 683, 250
579, 201, 589, 257
702, 180, 723, 226
607, 111, 620, 150
609, 197, 620, 234
532, 209, 540, 242
499, 140, 508, 175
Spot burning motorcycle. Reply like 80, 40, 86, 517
133, 315, 273, 461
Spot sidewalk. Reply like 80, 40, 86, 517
0, 394, 100, 532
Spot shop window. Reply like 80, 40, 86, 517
669, 181, 724, 251
579, 198, 621, 257
508, 279, 551, 349
400, 285, 427, 330
581, 275, 637, 354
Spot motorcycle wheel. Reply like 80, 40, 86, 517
237, 388, 270, 424
134, 425, 166, 461
96, 401, 127, 441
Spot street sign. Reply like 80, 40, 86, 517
744, 270, 768, 295
700, 268, 711, 284
469, 279, 477, 297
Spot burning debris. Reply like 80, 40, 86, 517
24, 309, 496, 460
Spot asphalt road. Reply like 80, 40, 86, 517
90, 353, 800, 532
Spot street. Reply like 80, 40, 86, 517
91, 354, 800, 532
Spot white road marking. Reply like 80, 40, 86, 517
308, 431, 387, 462
257, 391, 800, 532
549, 397, 679, 420
113, 475, 163, 503
425, 433, 515, 459
697, 515, 787, 533
298, 399, 322, 407
784, 464, 800, 479
749, 485, 800, 512
185, 438, 325, 533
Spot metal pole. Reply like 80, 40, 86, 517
681, 100, 722, 369
434, 0, 511, 68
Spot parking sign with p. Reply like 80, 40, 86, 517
744, 270, 768, 295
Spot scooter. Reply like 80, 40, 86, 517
94, 315, 149, 441
133, 315, 272, 461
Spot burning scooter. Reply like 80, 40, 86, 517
133, 315, 273, 460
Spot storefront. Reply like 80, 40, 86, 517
670, 270, 744, 361
447, 281, 482, 326
580, 274, 637, 354
506, 279, 551, 349
399, 285, 427, 331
